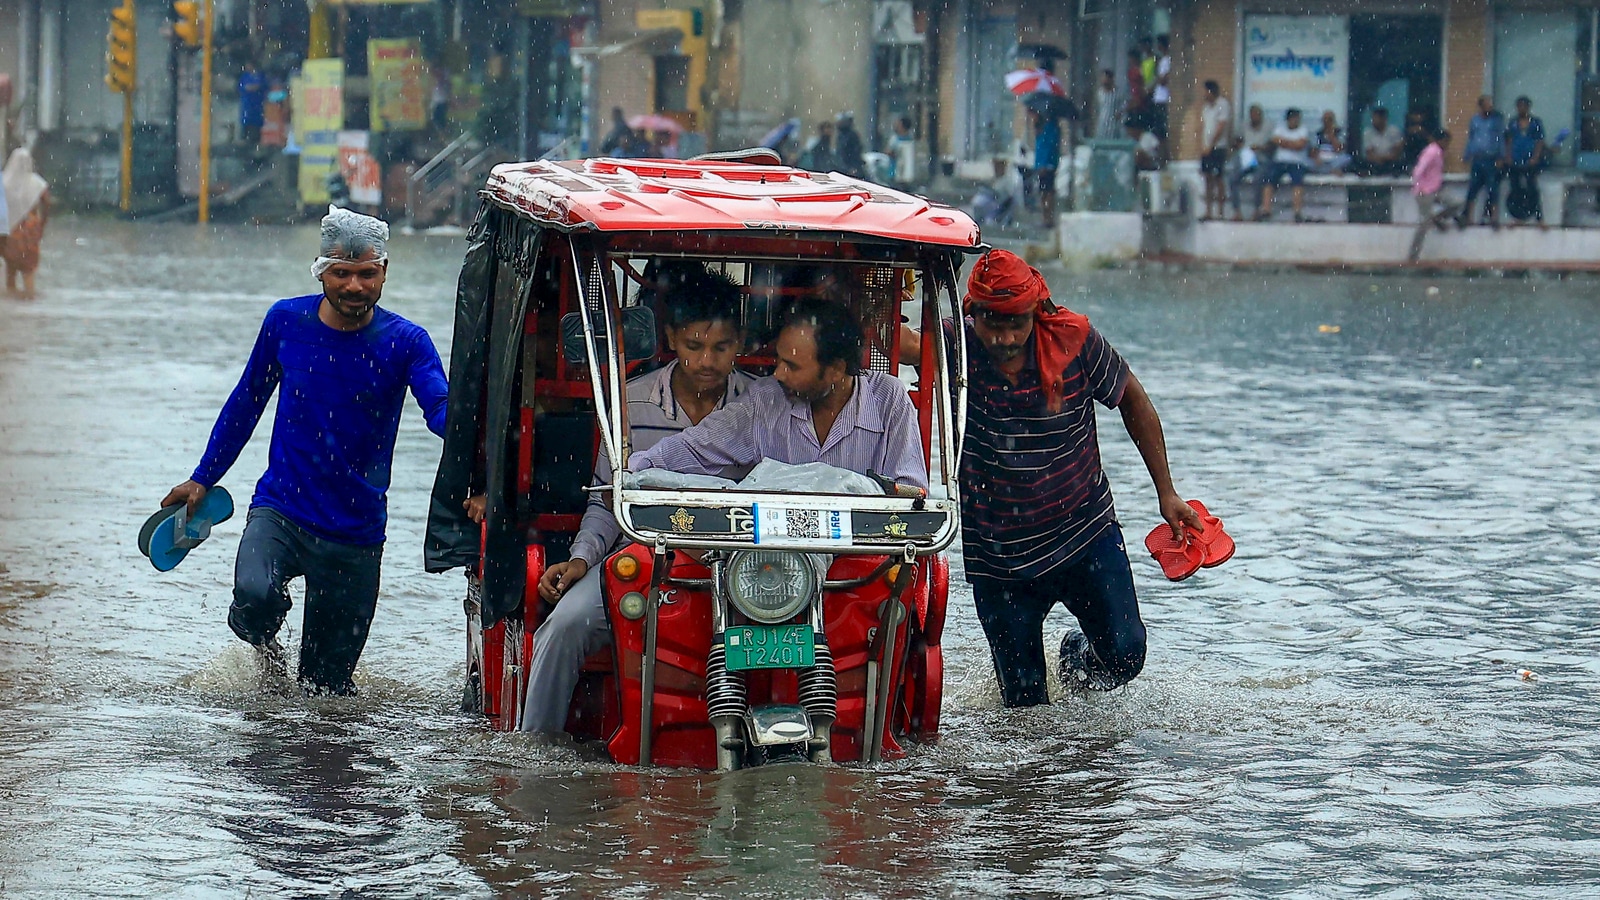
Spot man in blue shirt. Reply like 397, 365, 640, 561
237, 61, 266, 145
1031, 108, 1061, 227
161, 207, 449, 694
1458, 94, 1505, 227
1502, 96, 1547, 225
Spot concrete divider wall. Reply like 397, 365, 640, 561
1174, 221, 1600, 266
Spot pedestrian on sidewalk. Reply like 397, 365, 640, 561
1149, 35, 1172, 141
1458, 95, 1505, 227
1356, 107, 1404, 176
835, 112, 866, 179
1409, 130, 1457, 262
237, 61, 266, 146
799, 120, 837, 172
1258, 108, 1311, 222
1402, 109, 1433, 167
1312, 110, 1349, 174
1503, 96, 1547, 227
159, 207, 450, 695
1125, 113, 1162, 171
1124, 49, 1146, 117
1198, 80, 1231, 220
1231, 104, 1272, 220
1094, 69, 1125, 140
1031, 107, 1062, 226
3, 147, 48, 300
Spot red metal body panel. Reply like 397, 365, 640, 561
599, 548, 935, 768
484, 158, 981, 249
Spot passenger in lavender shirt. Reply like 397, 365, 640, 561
628, 298, 929, 492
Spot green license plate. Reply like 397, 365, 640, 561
723, 624, 815, 671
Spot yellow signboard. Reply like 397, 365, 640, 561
296, 59, 345, 206
368, 39, 429, 132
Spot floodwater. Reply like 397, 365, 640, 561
2, 217, 1598, 899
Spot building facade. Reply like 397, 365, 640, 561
1167, 0, 1600, 172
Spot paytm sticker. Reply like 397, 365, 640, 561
752, 503, 854, 546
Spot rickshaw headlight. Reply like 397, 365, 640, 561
618, 591, 647, 620
725, 551, 817, 624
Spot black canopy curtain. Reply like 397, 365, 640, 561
425, 202, 543, 628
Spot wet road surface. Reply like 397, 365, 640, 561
1, 217, 1598, 898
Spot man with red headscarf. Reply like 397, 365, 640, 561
907, 249, 1199, 704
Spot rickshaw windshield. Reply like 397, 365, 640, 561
563, 241, 967, 554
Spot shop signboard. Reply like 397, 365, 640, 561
297, 59, 345, 206
1243, 15, 1348, 126
337, 130, 383, 208
368, 39, 430, 132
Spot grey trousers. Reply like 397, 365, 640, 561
519, 567, 612, 733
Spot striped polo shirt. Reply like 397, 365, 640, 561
952, 318, 1131, 582
568, 361, 755, 567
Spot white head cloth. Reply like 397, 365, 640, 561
311, 205, 390, 277
3, 148, 48, 232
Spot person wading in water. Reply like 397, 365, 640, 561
160, 207, 449, 694
904, 249, 1201, 704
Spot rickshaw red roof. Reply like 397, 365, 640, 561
483, 158, 982, 248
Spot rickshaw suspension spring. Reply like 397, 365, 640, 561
705, 641, 747, 721
797, 643, 837, 719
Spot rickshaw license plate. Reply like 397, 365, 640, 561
724, 625, 815, 671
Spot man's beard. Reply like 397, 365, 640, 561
784, 381, 834, 404
331, 293, 377, 319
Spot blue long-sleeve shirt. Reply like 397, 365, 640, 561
192, 294, 449, 545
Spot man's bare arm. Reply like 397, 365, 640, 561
1117, 373, 1202, 539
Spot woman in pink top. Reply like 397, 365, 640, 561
1408, 130, 1453, 262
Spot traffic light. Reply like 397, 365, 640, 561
173, 1, 201, 48
106, 0, 137, 94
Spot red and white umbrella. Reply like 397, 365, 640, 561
1004, 68, 1066, 97
628, 113, 684, 134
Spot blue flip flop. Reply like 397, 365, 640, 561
138, 504, 181, 558
145, 487, 234, 572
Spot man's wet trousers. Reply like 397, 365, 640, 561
969, 526, 1146, 706
228, 507, 383, 694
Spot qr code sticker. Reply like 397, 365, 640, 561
785, 508, 823, 538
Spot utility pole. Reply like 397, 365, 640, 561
173, 0, 211, 222
198, 0, 214, 223
106, 0, 138, 212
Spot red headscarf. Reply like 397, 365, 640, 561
964, 249, 1090, 412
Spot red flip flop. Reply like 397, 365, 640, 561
1186, 500, 1236, 568
1143, 522, 1204, 582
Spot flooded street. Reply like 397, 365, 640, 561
2, 216, 1598, 898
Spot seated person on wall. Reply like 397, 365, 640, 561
1312, 110, 1350, 174
627, 297, 929, 493
1356, 107, 1405, 177
1125, 113, 1164, 172
512, 264, 757, 735
1257, 107, 1311, 222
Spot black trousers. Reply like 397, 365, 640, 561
228, 507, 384, 694
970, 526, 1145, 707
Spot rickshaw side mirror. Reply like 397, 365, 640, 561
560, 307, 659, 366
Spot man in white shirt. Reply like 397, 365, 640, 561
1230, 104, 1274, 221
1093, 69, 1125, 141
1198, 80, 1232, 220
1258, 108, 1311, 222
1150, 34, 1172, 141
1359, 107, 1404, 176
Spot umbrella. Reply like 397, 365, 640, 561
759, 117, 802, 149
628, 113, 684, 134
1005, 68, 1066, 97
1021, 90, 1079, 122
